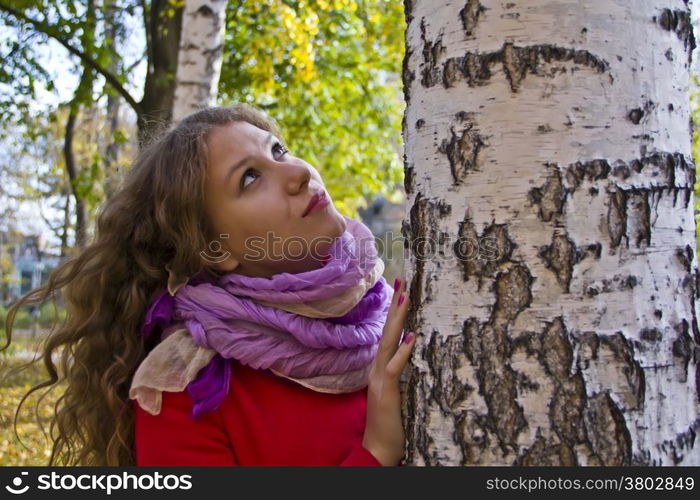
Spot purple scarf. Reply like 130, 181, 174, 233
138, 216, 392, 418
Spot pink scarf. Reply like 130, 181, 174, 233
129, 216, 392, 418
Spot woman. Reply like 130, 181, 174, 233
1, 103, 415, 466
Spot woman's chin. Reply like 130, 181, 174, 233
330, 208, 347, 235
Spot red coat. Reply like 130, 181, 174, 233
133, 359, 382, 466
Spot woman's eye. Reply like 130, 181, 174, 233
240, 168, 259, 190
273, 142, 288, 158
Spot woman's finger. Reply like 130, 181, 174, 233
385, 331, 416, 380
375, 278, 410, 368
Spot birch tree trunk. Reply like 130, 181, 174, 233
401, 0, 700, 465
171, 0, 227, 124
104, 0, 123, 200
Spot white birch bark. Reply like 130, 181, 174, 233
171, 0, 227, 124
401, 0, 700, 465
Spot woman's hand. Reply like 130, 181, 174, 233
362, 277, 416, 466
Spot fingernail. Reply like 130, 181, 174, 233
402, 332, 414, 344
397, 293, 405, 306
393, 278, 400, 293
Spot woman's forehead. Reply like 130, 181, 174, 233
210, 121, 268, 145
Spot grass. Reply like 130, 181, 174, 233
0, 332, 65, 466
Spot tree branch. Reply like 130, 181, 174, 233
0, 2, 143, 116
140, 0, 153, 74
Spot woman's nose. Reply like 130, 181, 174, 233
283, 161, 312, 194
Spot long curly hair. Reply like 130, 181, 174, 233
0, 103, 285, 465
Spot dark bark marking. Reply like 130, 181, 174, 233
401, 1, 415, 104
656, 418, 700, 465
516, 435, 577, 466
402, 193, 429, 334
528, 163, 566, 222
676, 244, 694, 273
196, 4, 214, 16
639, 327, 662, 342
566, 159, 611, 191
585, 274, 639, 297
513, 367, 541, 393
583, 242, 602, 260
577, 331, 600, 365
454, 216, 480, 285
403, 0, 414, 27
626, 190, 651, 248
550, 376, 590, 453
603, 158, 693, 249
510, 318, 603, 465
607, 187, 628, 249
420, 19, 445, 88
628, 108, 644, 124
462, 316, 481, 365
437, 231, 450, 258
672, 319, 694, 378
403, 365, 437, 464
404, 162, 415, 195
612, 162, 631, 179
656, 8, 696, 65
429, 41, 612, 91
549, 153, 693, 221
538, 319, 589, 446
454, 215, 516, 290
438, 117, 486, 185
402, 46, 416, 106
424, 272, 435, 302
459, 0, 486, 37
403, 194, 452, 322
627, 100, 655, 125
460, 265, 536, 457
584, 391, 633, 465
599, 333, 646, 411
492, 264, 534, 324
454, 412, 476, 464
426, 330, 474, 414
537, 230, 580, 293
600, 152, 695, 208
577, 331, 645, 414
477, 264, 533, 451
435, 199, 451, 218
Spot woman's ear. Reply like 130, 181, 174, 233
199, 232, 240, 274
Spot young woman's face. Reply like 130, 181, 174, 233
202, 120, 347, 277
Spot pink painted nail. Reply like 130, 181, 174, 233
397, 292, 405, 306
402, 332, 414, 344
393, 278, 400, 293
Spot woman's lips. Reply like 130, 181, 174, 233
302, 190, 329, 217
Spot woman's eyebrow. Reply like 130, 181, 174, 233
224, 132, 275, 186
